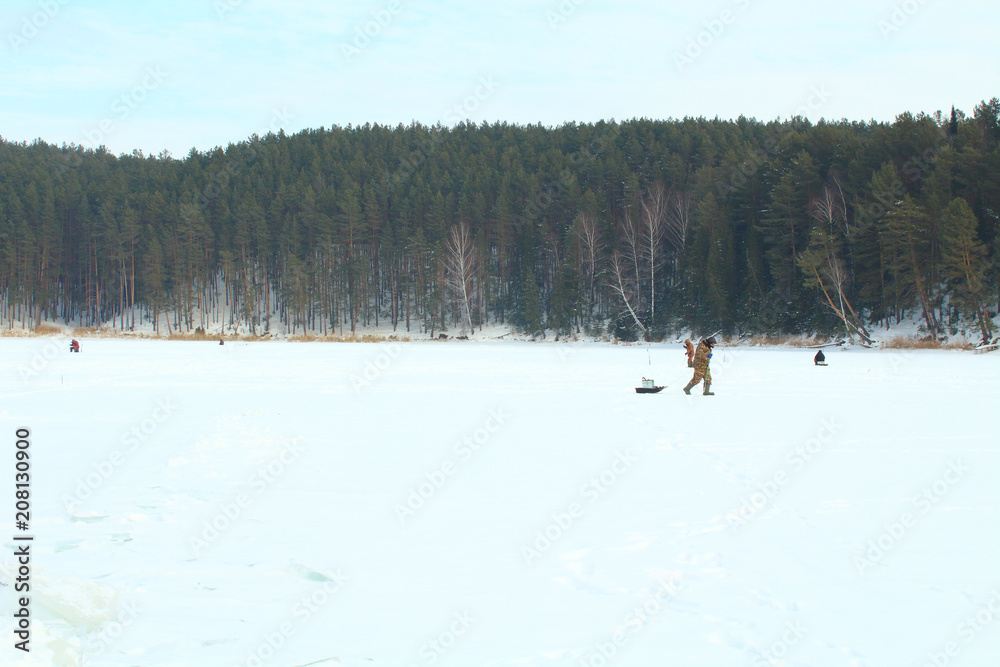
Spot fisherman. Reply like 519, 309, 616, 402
814, 349, 826, 365
69, 339, 80, 353
683, 339, 695, 368
683, 336, 716, 395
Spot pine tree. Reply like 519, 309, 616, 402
761, 151, 820, 298
695, 192, 736, 332
140, 228, 165, 333
939, 198, 992, 342
550, 239, 582, 335
883, 196, 939, 336
0, 113, 998, 338
519, 266, 544, 337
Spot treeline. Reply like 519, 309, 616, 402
1, 100, 998, 341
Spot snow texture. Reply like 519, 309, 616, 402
1, 339, 998, 666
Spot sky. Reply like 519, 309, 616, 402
0, 0, 997, 157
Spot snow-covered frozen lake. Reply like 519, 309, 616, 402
1, 339, 998, 666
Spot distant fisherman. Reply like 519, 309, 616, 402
683, 337, 716, 395
814, 349, 826, 366
683, 339, 695, 368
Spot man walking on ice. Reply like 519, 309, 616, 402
683, 336, 717, 395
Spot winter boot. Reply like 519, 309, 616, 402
703, 383, 715, 396
683, 381, 695, 395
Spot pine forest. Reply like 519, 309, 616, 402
1, 100, 998, 342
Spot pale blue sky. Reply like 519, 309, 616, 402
1, 0, 996, 156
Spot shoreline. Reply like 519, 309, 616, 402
0, 329, 981, 351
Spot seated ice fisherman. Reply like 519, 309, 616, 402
814, 349, 825, 365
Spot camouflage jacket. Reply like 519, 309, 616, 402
693, 341, 712, 374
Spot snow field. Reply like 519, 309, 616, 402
0, 339, 998, 666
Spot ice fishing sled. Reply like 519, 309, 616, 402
635, 378, 665, 394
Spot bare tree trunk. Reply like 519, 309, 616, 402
826, 253, 851, 339
809, 180, 872, 341
910, 247, 939, 337
621, 212, 642, 311
640, 183, 668, 320
610, 252, 647, 337
666, 190, 691, 286
810, 266, 874, 345
444, 222, 476, 334
577, 213, 603, 315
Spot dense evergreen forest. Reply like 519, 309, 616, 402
1, 99, 999, 341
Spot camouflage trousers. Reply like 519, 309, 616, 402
690, 368, 712, 386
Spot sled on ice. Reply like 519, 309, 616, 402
635, 378, 665, 394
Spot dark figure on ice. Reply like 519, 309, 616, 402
683, 339, 695, 368
69, 339, 80, 353
683, 337, 716, 395
814, 349, 826, 366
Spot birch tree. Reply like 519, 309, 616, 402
639, 183, 668, 320
444, 222, 476, 334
